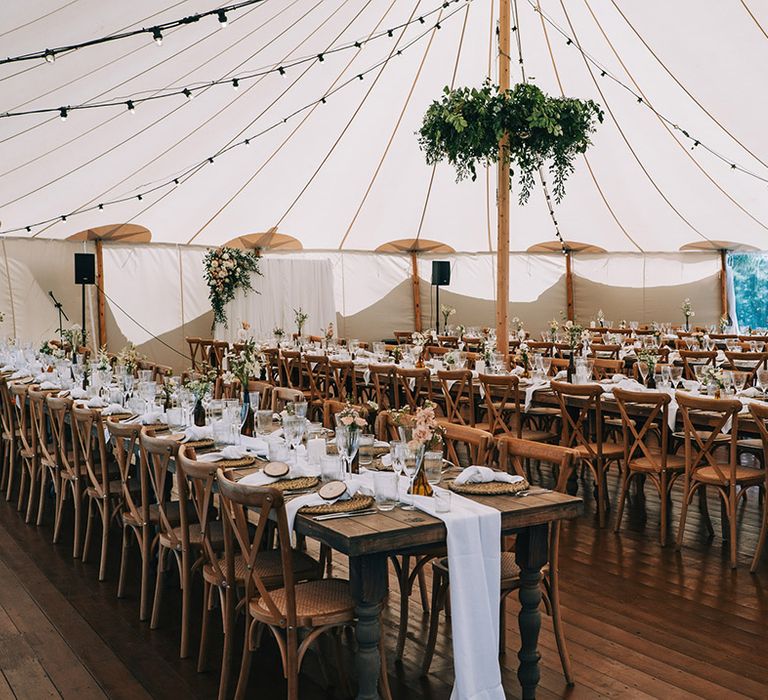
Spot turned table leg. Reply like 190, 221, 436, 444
516, 524, 549, 700
350, 553, 388, 700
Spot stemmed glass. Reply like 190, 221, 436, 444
335, 426, 360, 481
283, 416, 306, 468
722, 370, 733, 395
637, 361, 649, 387
670, 366, 683, 389
398, 441, 425, 511
124, 373, 135, 401
732, 371, 748, 394
757, 369, 768, 396
389, 441, 405, 503
661, 365, 672, 387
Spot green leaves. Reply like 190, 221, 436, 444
418, 80, 602, 203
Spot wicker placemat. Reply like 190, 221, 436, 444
270, 476, 320, 491
447, 477, 529, 496
372, 445, 390, 457
185, 438, 215, 449
299, 494, 374, 515
103, 412, 132, 421
214, 455, 257, 469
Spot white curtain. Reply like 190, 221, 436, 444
216, 257, 336, 342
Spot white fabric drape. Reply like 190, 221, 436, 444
216, 257, 336, 342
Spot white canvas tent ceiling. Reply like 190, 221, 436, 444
1, 0, 767, 252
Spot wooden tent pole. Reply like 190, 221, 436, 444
720, 249, 728, 321
410, 251, 422, 332
565, 250, 575, 321
496, 0, 511, 363
95, 238, 106, 348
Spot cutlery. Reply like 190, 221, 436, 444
313, 509, 378, 521
283, 487, 317, 495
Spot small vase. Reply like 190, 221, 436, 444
685, 317, 690, 332
240, 390, 254, 437
409, 465, 433, 497
567, 353, 575, 383
193, 398, 206, 426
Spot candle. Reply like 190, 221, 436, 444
307, 437, 326, 465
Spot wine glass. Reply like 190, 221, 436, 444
732, 370, 748, 394
389, 440, 405, 503
722, 370, 733, 395
397, 441, 425, 511
661, 365, 672, 386
757, 369, 768, 395
335, 426, 360, 481
637, 361, 649, 386
283, 416, 306, 468
670, 365, 683, 389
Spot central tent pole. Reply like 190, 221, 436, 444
410, 251, 423, 331
496, 0, 511, 363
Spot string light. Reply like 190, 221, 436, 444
0, 0, 267, 66
232, 78, 239, 91
126, 100, 135, 113
2, 1, 471, 236
59, 107, 68, 121
183, 88, 193, 99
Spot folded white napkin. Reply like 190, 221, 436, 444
125, 411, 165, 425
1, 364, 14, 372
86, 396, 107, 408
38, 380, 60, 390
183, 425, 213, 442
554, 370, 567, 381
454, 465, 524, 485
102, 403, 128, 415
69, 387, 88, 399
284, 479, 359, 532
611, 373, 627, 382
740, 387, 762, 398
198, 445, 251, 462
239, 435, 269, 455
380, 453, 392, 467
511, 366, 524, 376
10, 370, 29, 379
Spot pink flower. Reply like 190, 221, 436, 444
354, 417, 367, 428
340, 415, 354, 426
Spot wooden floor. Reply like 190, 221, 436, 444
0, 463, 766, 699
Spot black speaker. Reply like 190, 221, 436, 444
431, 260, 451, 286
74, 253, 96, 285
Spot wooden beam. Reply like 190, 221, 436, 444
496, 0, 511, 363
565, 250, 575, 321
720, 249, 728, 321
410, 252, 422, 332
94, 239, 106, 348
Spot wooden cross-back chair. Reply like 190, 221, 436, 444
590, 343, 621, 360
0, 379, 17, 501
394, 330, 413, 344
746, 402, 768, 572
72, 405, 125, 581
10, 383, 38, 523
215, 470, 358, 700
395, 367, 432, 410
442, 423, 494, 468
678, 350, 717, 380
281, 351, 306, 393
424, 438, 578, 683
46, 395, 82, 556
527, 341, 555, 357
374, 410, 399, 442
214, 376, 241, 400
304, 354, 330, 421
106, 419, 153, 620
272, 387, 306, 415
723, 351, 768, 386
550, 381, 624, 527
368, 363, 397, 410
675, 393, 760, 569
186, 337, 204, 371
28, 388, 58, 527
246, 380, 273, 410
612, 389, 685, 545
322, 399, 369, 431
435, 369, 475, 427
329, 359, 357, 403
263, 348, 282, 385
591, 358, 625, 380
153, 364, 173, 382
437, 335, 459, 348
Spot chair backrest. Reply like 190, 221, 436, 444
0, 379, 16, 443
499, 437, 578, 492
437, 335, 459, 348
393, 331, 413, 344
478, 373, 522, 436
210, 340, 230, 370
247, 379, 273, 410
46, 396, 78, 482
527, 341, 555, 357
139, 430, 183, 546
28, 388, 55, 467
216, 469, 298, 629
550, 380, 607, 459
72, 406, 112, 497
186, 337, 203, 371
592, 358, 624, 380
368, 364, 397, 410
590, 343, 621, 360
443, 423, 494, 467
374, 410, 399, 442
436, 369, 475, 426
549, 358, 569, 376
395, 367, 432, 410
676, 391, 740, 487
748, 403, 768, 484
214, 375, 241, 400
613, 388, 672, 470
263, 348, 281, 385
10, 384, 33, 455
107, 419, 146, 526
723, 351, 768, 385
153, 364, 172, 382
280, 351, 305, 391
177, 447, 221, 582
329, 360, 356, 402
322, 399, 369, 430
272, 386, 305, 414
304, 354, 330, 402
679, 350, 717, 380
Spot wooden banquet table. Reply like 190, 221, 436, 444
295, 488, 582, 700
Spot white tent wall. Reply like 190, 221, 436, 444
573, 253, 721, 326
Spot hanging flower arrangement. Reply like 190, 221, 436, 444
418, 81, 603, 203
203, 247, 261, 327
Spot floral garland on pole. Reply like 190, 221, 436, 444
203, 247, 261, 327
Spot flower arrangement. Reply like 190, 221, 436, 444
483, 337, 496, 364
61, 324, 87, 351
226, 337, 262, 386
203, 246, 261, 327
324, 322, 334, 342
294, 307, 309, 336
418, 80, 603, 203
681, 298, 694, 318
236, 320, 251, 342
636, 349, 658, 375
444, 350, 458, 367
549, 318, 560, 341
719, 315, 729, 333
117, 342, 142, 374
39, 340, 59, 356
564, 320, 584, 349
596, 309, 605, 327
440, 304, 456, 328
335, 402, 368, 432
273, 326, 285, 341
411, 331, 427, 352
95, 346, 111, 371
701, 366, 725, 390
456, 324, 466, 339
516, 341, 530, 370
185, 370, 216, 400
392, 401, 445, 452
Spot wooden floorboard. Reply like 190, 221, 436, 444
0, 464, 766, 699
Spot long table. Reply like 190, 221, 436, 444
296, 489, 582, 700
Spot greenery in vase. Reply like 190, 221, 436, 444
440, 304, 456, 328
185, 370, 216, 400
549, 318, 560, 341
61, 324, 87, 351
117, 342, 143, 374
563, 320, 585, 349
203, 246, 261, 327
273, 326, 284, 341
39, 340, 61, 357
95, 346, 111, 371
418, 80, 603, 203
681, 298, 694, 322
392, 401, 445, 452
294, 307, 309, 336
226, 338, 263, 386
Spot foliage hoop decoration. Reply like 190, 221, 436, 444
418, 81, 603, 203
203, 246, 261, 326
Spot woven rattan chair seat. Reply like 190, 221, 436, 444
204, 549, 320, 586
250, 578, 355, 627
159, 519, 225, 550
694, 465, 763, 486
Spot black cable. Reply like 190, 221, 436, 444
95, 282, 193, 362
0, 0, 266, 66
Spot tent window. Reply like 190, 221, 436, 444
728, 253, 768, 330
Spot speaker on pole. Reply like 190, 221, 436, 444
74, 253, 96, 285
431, 260, 451, 286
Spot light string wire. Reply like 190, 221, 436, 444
0, 0, 266, 66
0, 0, 461, 120
525, 0, 768, 186
0, 0, 470, 237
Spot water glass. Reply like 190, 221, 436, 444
166, 407, 183, 428
320, 455, 343, 482
268, 440, 291, 463
256, 409, 273, 435
212, 420, 231, 446
434, 489, 452, 513
358, 434, 375, 466
292, 400, 308, 419
373, 471, 398, 511
757, 369, 768, 394
424, 451, 443, 485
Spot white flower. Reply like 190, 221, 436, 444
237, 328, 248, 342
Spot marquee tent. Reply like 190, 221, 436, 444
0, 0, 765, 367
